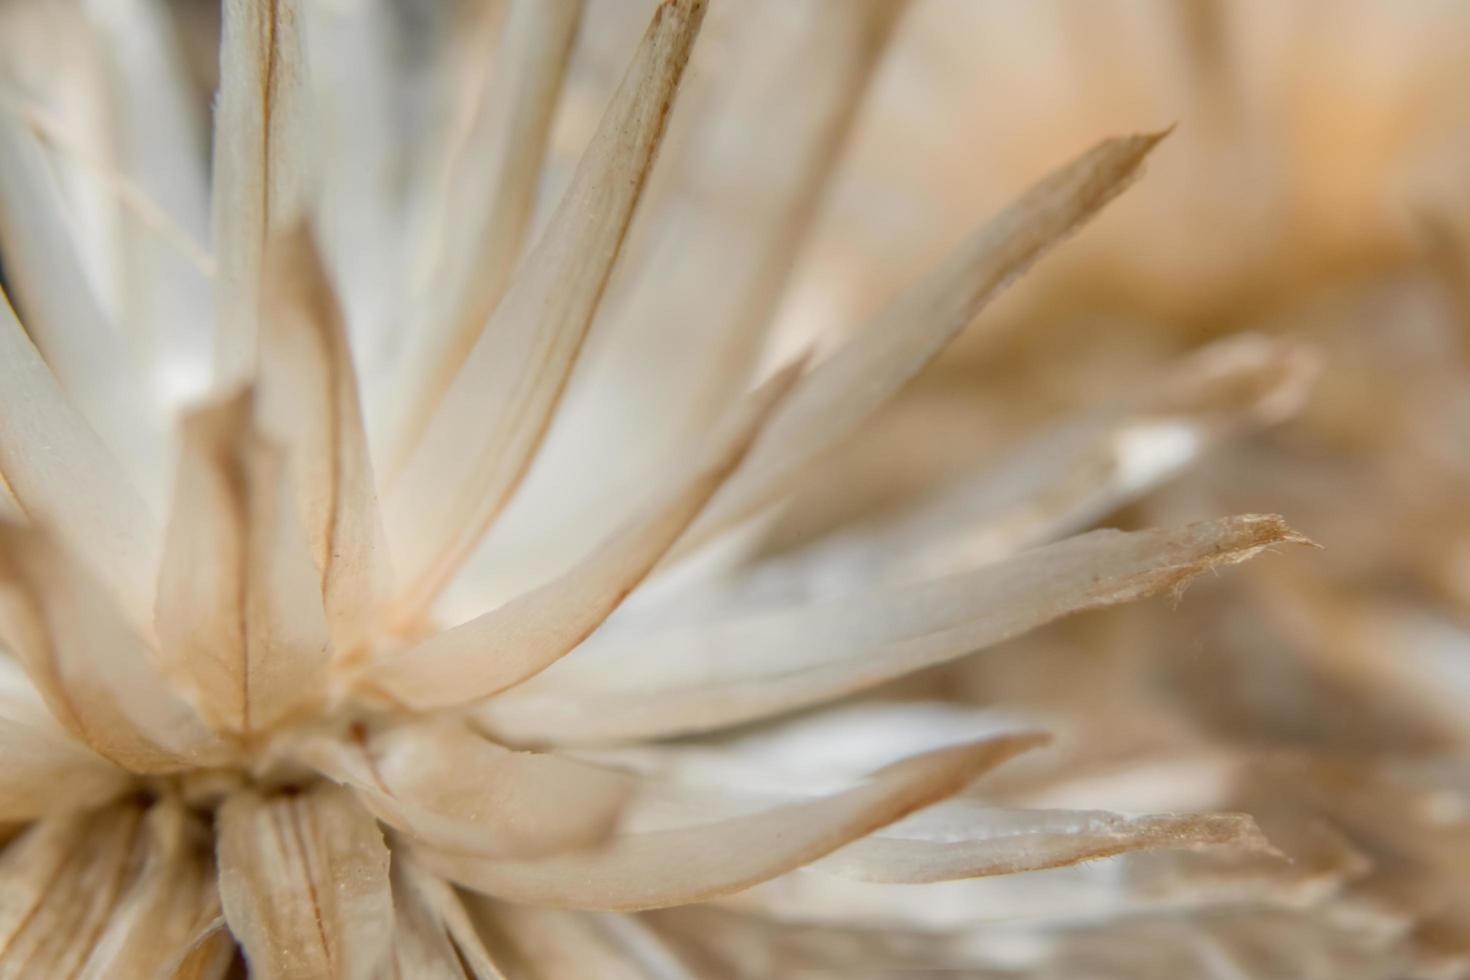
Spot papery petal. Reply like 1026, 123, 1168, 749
0, 803, 148, 975
0, 523, 229, 772
382, 858, 506, 980
481, 515, 1309, 743
813, 801, 1270, 883
212, 0, 312, 385
155, 392, 331, 736
389, 0, 584, 467
384, 0, 708, 622
217, 784, 393, 980
675, 130, 1168, 553
0, 657, 131, 819
302, 717, 633, 861
415, 732, 1045, 910
79, 802, 227, 980
0, 286, 160, 627
258, 227, 390, 658
366, 360, 801, 708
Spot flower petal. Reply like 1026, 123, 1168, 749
465, 898, 697, 979
211, 0, 312, 385
155, 392, 332, 736
0, 286, 160, 628
0, 524, 229, 772
365, 359, 801, 708
388, 0, 584, 469
258, 227, 390, 658
0, 657, 131, 820
383, 858, 507, 980
217, 784, 393, 980
813, 801, 1271, 883
481, 515, 1310, 743
302, 717, 633, 861
0, 803, 148, 975
675, 130, 1168, 554
384, 0, 708, 622
78, 802, 227, 980
414, 732, 1045, 910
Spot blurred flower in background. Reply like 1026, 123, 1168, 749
0, 0, 1468, 977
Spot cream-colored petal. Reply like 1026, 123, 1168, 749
302, 717, 633, 861
217, 784, 393, 980
0, 106, 166, 501
155, 392, 332, 736
813, 801, 1271, 883
481, 515, 1309, 743
211, 0, 312, 385
466, 899, 696, 980
79, 801, 226, 980
258, 227, 390, 658
365, 360, 800, 708
0, 657, 131, 819
389, 0, 584, 470
382, 859, 507, 980
0, 524, 230, 772
415, 732, 1045, 910
384, 0, 708, 623
0, 803, 146, 975
0, 285, 160, 628
675, 131, 1167, 554
758, 334, 1320, 590
156, 918, 237, 980
471, 0, 906, 610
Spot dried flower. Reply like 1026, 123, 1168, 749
0, 0, 1315, 975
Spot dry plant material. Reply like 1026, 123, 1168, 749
0, 0, 1319, 974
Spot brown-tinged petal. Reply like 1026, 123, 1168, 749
302, 717, 633, 861
0, 106, 166, 499
384, 0, 708, 623
0, 286, 160, 628
156, 918, 237, 980
258, 227, 390, 658
389, 0, 584, 468
465, 898, 696, 980
0, 657, 131, 819
217, 784, 393, 980
414, 732, 1045, 910
78, 801, 226, 980
0, 524, 229, 772
211, 0, 312, 385
480, 515, 1310, 743
813, 801, 1271, 883
0, 803, 146, 975
674, 131, 1169, 554
155, 392, 332, 736
365, 360, 801, 708
383, 858, 506, 979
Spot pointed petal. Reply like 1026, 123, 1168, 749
155, 393, 332, 736
365, 360, 801, 708
0, 657, 131, 819
389, 0, 584, 467
217, 785, 393, 980
813, 801, 1271, 883
78, 802, 225, 980
481, 515, 1309, 743
384, 858, 508, 980
0, 286, 160, 627
258, 227, 390, 658
415, 733, 1045, 910
0, 524, 230, 772
676, 131, 1168, 553
384, 0, 708, 622
302, 717, 633, 860
211, 0, 312, 385
0, 804, 147, 976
